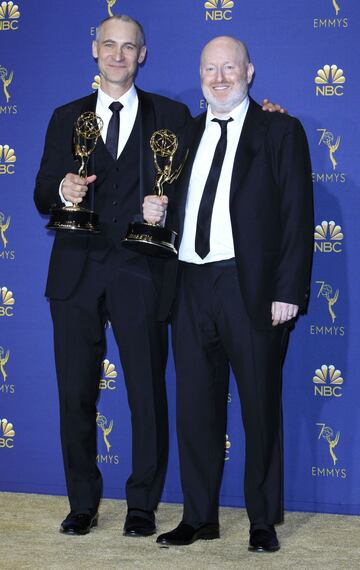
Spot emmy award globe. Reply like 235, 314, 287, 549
46, 112, 103, 233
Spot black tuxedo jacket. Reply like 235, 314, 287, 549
161, 97, 314, 329
34, 88, 191, 299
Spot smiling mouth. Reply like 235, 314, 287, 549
108, 64, 127, 69
212, 85, 230, 90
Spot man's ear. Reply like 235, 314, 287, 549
138, 46, 147, 64
92, 40, 98, 60
247, 63, 255, 84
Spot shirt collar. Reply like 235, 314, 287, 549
97, 83, 138, 113
205, 95, 249, 127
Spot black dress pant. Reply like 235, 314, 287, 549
172, 261, 288, 527
50, 248, 168, 515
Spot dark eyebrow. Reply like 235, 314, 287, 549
100, 39, 138, 48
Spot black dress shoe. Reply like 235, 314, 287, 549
248, 526, 280, 552
156, 522, 220, 546
60, 512, 98, 535
123, 514, 156, 537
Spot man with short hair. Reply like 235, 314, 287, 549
143, 36, 313, 552
34, 15, 191, 536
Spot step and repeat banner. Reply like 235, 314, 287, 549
1, 1, 359, 515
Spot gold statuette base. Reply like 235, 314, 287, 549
121, 222, 178, 258
46, 206, 100, 233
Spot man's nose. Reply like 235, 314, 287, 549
215, 68, 224, 82
114, 47, 124, 60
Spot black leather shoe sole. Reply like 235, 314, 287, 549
123, 526, 156, 537
248, 543, 280, 553
60, 514, 98, 535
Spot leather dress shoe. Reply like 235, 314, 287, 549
248, 526, 280, 552
156, 522, 220, 546
60, 512, 98, 535
123, 514, 156, 537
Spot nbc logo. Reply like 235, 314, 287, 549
0, 286, 15, 317
99, 358, 118, 390
92, 74, 100, 91
0, 418, 15, 448
0, 2, 20, 30
204, 0, 234, 21
314, 221, 343, 253
0, 145, 16, 174
313, 364, 344, 397
315, 65, 345, 96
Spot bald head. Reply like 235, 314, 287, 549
201, 36, 250, 67
200, 36, 254, 117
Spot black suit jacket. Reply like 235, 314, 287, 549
161, 97, 314, 329
34, 88, 191, 299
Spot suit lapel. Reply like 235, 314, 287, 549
229, 97, 268, 203
137, 89, 157, 203
177, 113, 206, 238
79, 93, 97, 115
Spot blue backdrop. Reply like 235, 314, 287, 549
1, 0, 359, 516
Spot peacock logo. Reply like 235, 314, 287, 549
0, 2, 20, 30
204, 0, 234, 21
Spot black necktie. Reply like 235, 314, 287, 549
195, 117, 233, 259
106, 101, 123, 160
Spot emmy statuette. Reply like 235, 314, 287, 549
122, 129, 188, 258
46, 112, 103, 233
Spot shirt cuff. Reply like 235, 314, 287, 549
59, 178, 72, 206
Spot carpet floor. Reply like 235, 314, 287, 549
0, 493, 359, 570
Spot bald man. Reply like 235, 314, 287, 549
144, 36, 313, 552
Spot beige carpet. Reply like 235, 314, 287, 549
0, 492, 359, 570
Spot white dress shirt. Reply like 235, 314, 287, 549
95, 84, 138, 157
179, 96, 249, 264
60, 84, 138, 203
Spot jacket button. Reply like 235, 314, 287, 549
112, 218, 117, 223
113, 184, 118, 189
112, 201, 118, 206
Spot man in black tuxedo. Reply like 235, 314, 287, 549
143, 36, 313, 551
34, 15, 191, 536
